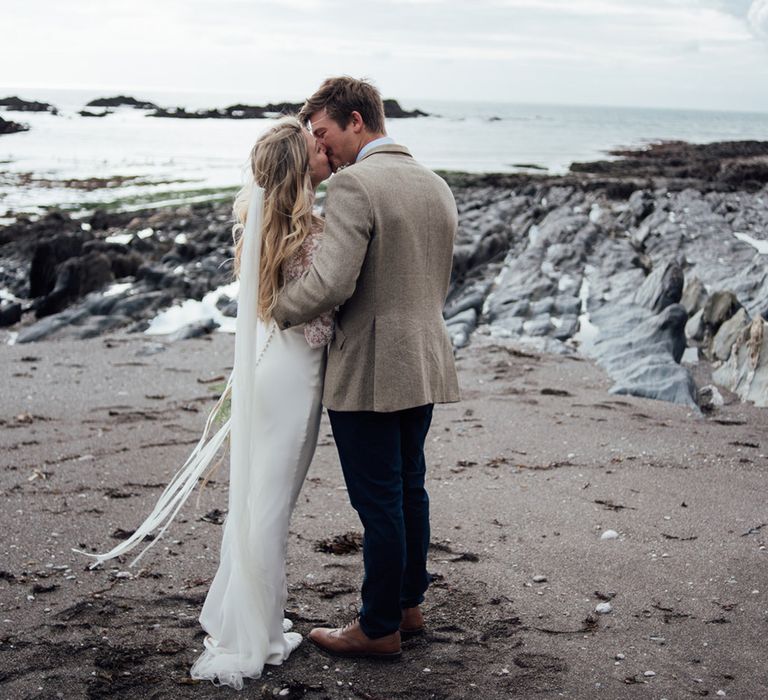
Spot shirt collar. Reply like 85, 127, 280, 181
356, 136, 396, 162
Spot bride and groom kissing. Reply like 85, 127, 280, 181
78, 76, 460, 689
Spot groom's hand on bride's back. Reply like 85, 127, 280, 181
273, 169, 371, 329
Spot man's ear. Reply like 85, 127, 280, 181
349, 110, 365, 134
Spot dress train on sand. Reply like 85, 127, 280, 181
74, 187, 326, 690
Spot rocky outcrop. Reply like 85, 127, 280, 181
0, 115, 29, 135
713, 319, 768, 407
86, 96, 159, 110
2, 140, 768, 413
147, 99, 429, 120
441, 140, 768, 409
571, 140, 768, 191
586, 303, 696, 407
4, 202, 236, 342
0, 96, 58, 114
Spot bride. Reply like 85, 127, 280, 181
74, 116, 333, 689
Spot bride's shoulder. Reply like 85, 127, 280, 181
310, 216, 325, 235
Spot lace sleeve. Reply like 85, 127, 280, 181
283, 223, 335, 348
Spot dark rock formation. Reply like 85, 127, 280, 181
0, 96, 58, 114
29, 233, 90, 301
147, 99, 429, 120
382, 100, 428, 118
571, 140, 768, 191
86, 96, 159, 110
3, 139, 767, 412
79, 109, 112, 118
0, 301, 21, 327
0, 115, 29, 135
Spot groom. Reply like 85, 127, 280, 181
273, 76, 459, 658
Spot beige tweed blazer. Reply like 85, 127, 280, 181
272, 143, 460, 412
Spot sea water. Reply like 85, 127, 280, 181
1, 87, 768, 218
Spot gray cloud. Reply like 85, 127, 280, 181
748, 0, 768, 37
1, 0, 767, 111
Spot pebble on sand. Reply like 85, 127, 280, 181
595, 602, 613, 614
533, 574, 548, 583
600, 529, 619, 540
644, 670, 656, 677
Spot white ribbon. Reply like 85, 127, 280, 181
74, 185, 265, 569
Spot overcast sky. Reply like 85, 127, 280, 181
3, 0, 768, 112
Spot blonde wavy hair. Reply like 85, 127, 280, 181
232, 116, 320, 319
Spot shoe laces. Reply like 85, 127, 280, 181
340, 603, 360, 632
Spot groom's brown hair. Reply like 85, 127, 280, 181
300, 77, 386, 134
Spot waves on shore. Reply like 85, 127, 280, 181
2, 88, 768, 219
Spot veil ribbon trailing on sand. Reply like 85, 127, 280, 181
74, 186, 266, 569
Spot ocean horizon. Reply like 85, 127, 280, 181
2, 86, 768, 220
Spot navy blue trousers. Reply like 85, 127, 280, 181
327, 403, 434, 639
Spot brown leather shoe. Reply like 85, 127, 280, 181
308, 620, 401, 659
400, 606, 425, 638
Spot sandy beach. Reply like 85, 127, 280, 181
1, 328, 766, 699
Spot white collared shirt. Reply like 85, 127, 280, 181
356, 136, 395, 162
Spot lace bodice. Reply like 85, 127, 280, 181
282, 221, 334, 348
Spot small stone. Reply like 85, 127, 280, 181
423, 668, 431, 673
716, 691, 726, 697
595, 602, 612, 614
601, 529, 619, 540
500, 667, 510, 675
279, 690, 290, 697
115, 571, 132, 579
615, 653, 625, 660
533, 575, 548, 583
644, 670, 656, 677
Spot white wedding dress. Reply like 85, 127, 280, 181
74, 187, 328, 690
190, 314, 325, 688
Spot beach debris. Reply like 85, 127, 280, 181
450, 552, 480, 563
314, 532, 363, 555
27, 469, 52, 481
532, 575, 548, 583
540, 387, 572, 396
156, 638, 184, 655
741, 523, 766, 537
595, 602, 613, 614
594, 499, 635, 511
594, 590, 616, 601
200, 508, 226, 525
600, 529, 619, 540
111, 527, 155, 541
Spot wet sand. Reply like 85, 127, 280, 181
1, 331, 767, 699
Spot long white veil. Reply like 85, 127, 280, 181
73, 185, 265, 569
